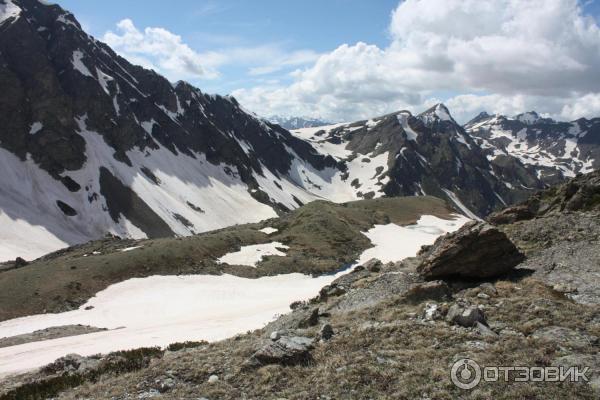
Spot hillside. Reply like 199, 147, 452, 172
465, 111, 600, 185
1, 172, 598, 399
2, 1, 600, 265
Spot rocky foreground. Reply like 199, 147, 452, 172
1, 172, 600, 399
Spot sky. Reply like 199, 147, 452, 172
55, 0, 600, 123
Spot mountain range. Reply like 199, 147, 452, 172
0, 0, 598, 262
267, 116, 331, 130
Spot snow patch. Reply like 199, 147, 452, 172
0, 213, 469, 377
441, 189, 481, 220
29, 122, 43, 135
217, 242, 288, 267
357, 214, 470, 264
71, 50, 93, 77
120, 246, 143, 253
259, 227, 278, 235
0, 0, 21, 25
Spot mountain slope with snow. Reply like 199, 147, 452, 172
268, 116, 332, 130
465, 111, 600, 184
1, 0, 598, 262
0, 0, 343, 261
292, 104, 545, 219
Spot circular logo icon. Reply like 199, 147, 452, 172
451, 358, 481, 390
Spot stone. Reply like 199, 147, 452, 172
14, 257, 28, 268
320, 324, 334, 341
158, 377, 176, 393
403, 280, 451, 304
552, 283, 578, 293
270, 331, 281, 341
363, 258, 382, 272
478, 282, 498, 296
208, 375, 219, 383
251, 336, 314, 366
422, 303, 444, 321
264, 306, 319, 332
417, 221, 524, 279
446, 304, 486, 327
475, 321, 498, 337
487, 204, 535, 225
41, 353, 101, 375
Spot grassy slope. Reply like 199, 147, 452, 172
0, 196, 452, 322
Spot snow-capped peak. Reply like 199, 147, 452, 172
434, 103, 453, 121
515, 111, 540, 125
0, 0, 21, 25
418, 103, 456, 126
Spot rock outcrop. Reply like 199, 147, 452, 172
417, 221, 524, 279
250, 336, 314, 366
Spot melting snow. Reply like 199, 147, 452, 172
71, 50, 93, 77
217, 242, 288, 267
120, 246, 143, 253
397, 113, 418, 141
29, 122, 43, 135
441, 189, 481, 220
0, 0, 20, 25
0, 214, 469, 378
357, 214, 470, 264
259, 227, 278, 235
435, 104, 452, 121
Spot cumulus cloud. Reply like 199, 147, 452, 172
103, 19, 217, 80
102, 19, 320, 83
233, 0, 600, 122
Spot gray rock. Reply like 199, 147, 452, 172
476, 321, 498, 337
446, 304, 486, 327
264, 306, 319, 332
417, 221, 524, 279
320, 324, 334, 341
270, 331, 281, 341
208, 374, 219, 383
422, 303, 444, 321
251, 336, 314, 366
41, 353, 101, 375
478, 282, 498, 296
403, 280, 451, 304
363, 258, 382, 272
158, 377, 176, 393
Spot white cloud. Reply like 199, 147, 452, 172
234, 0, 600, 122
103, 19, 217, 80
561, 93, 600, 120
102, 19, 320, 83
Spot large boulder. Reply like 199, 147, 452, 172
250, 336, 314, 366
417, 221, 524, 279
446, 304, 486, 327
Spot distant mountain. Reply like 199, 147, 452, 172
268, 116, 332, 130
465, 111, 600, 185
0, 0, 598, 262
291, 104, 546, 219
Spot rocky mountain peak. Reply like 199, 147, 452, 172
418, 103, 455, 126
513, 111, 556, 125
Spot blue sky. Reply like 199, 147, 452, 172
54, 1, 600, 122
55, 0, 400, 94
